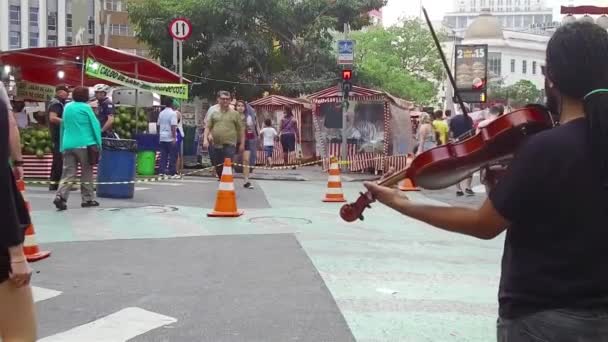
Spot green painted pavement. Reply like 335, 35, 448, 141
30, 180, 503, 341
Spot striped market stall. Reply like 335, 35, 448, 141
248, 95, 314, 166
308, 86, 416, 173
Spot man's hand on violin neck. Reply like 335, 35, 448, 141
363, 181, 405, 207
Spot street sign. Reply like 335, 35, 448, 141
169, 18, 192, 41
337, 40, 355, 65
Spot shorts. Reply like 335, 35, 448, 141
245, 139, 257, 152
280, 133, 296, 153
264, 146, 274, 158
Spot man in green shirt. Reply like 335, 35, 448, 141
203, 91, 244, 178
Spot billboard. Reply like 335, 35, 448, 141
454, 44, 488, 103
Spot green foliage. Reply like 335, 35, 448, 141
349, 18, 446, 105
127, 0, 385, 99
488, 79, 542, 108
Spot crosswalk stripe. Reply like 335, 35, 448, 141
32, 286, 62, 303
39, 307, 177, 342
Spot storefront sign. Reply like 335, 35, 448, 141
85, 58, 188, 100
454, 44, 488, 103
15, 81, 56, 102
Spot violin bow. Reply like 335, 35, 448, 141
421, 7, 469, 118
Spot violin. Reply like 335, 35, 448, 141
340, 104, 555, 223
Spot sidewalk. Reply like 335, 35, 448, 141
186, 165, 381, 182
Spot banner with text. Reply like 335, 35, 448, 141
16, 82, 56, 102
85, 58, 188, 100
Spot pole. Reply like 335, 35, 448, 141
134, 62, 139, 134
173, 38, 178, 72
80, 46, 85, 86
179, 40, 183, 85
341, 23, 349, 171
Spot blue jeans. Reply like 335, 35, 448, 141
211, 144, 236, 178
497, 309, 608, 341
159, 141, 177, 175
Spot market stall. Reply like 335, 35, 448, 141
248, 95, 314, 165
0, 44, 187, 179
308, 85, 415, 173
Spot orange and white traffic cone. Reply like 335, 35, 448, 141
399, 154, 420, 191
208, 158, 244, 217
323, 156, 346, 202
16, 179, 51, 262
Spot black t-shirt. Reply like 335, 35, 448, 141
489, 117, 608, 319
449, 114, 473, 140
97, 97, 115, 128
48, 98, 65, 142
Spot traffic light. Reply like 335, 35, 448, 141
342, 69, 352, 81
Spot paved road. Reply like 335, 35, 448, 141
26, 171, 503, 341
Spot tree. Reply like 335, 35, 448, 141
127, 0, 386, 99
350, 18, 446, 104
488, 79, 542, 108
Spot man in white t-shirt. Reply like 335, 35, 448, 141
157, 97, 179, 177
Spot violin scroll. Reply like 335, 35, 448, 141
340, 192, 374, 222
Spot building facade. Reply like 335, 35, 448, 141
444, 0, 553, 32
98, 0, 148, 56
0, 0, 97, 51
0, 0, 147, 57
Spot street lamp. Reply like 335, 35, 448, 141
57, 70, 65, 79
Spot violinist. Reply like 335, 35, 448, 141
364, 21, 608, 341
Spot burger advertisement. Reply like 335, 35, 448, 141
454, 44, 488, 103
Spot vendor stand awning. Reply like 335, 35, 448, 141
308, 85, 415, 172
0, 44, 188, 88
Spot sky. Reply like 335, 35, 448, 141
383, 0, 608, 27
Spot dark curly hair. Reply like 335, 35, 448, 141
546, 21, 608, 182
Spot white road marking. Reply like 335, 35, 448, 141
146, 182, 183, 187
32, 286, 62, 302
39, 307, 177, 342
134, 187, 150, 191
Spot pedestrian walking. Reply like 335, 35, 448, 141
203, 91, 244, 178
279, 107, 299, 169
415, 112, 436, 155
157, 97, 179, 177
0, 83, 37, 342
236, 100, 257, 189
53, 86, 102, 211
47, 84, 70, 191
260, 118, 278, 167
363, 21, 608, 342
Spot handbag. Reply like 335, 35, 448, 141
87, 145, 100, 166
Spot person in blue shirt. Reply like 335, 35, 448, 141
93, 84, 115, 138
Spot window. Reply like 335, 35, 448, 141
522, 60, 527, 74
88, 17, 95, 35
48, 13, 57, 31
104, 0, 122, 11
532, 61, 537, 75
10, 5, 20, 26
10, 31, 21, 49
47, 35, 57, 47
29, 7, 39, 27
511, 59, 516, 73
29, 32, 39, 47
136, 49, 149, 57
67, 14, 73, 33
488, 52, 502, 77
109, 24, 133, 36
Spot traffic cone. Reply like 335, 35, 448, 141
208, 158, 244, 217
16, 179, 51, 262
323, 156, 346, 202
399, 154, 420, 191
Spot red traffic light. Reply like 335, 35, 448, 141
342, 69, 352, 81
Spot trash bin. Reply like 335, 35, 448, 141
136, 151, 156, 176
97, 138, 138, 199
134, 133, 159, 176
